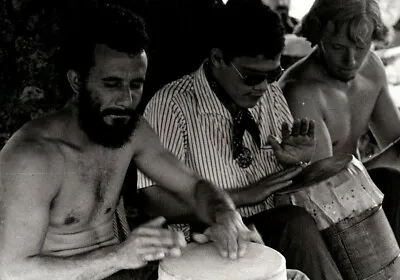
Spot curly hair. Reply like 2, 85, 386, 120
296, 0, 387, 46
61, 2, 149, 78
213, 0, 285, 61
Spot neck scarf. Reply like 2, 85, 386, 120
204, 61, 260, 168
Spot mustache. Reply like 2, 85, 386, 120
101, 108, 136, 116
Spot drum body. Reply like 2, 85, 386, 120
158, 242, 287, 280
275, 155, 400, 280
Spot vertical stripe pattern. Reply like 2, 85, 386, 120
137, 64, 293, 233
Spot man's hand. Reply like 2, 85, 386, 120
192, 210, 262, 259
287, 269, 310, 280
268, 118, 315, 165
251, 166, 302, 203
117, 216, 187, 270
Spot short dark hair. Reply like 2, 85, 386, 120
213, 0, 285, 61
62, 3, 149, 78
296, 0, 387, 46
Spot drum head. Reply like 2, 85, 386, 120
158, 242, 286, 280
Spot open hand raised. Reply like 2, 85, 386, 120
268, 118, 315, 165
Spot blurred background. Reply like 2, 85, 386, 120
1, 0, 400, 159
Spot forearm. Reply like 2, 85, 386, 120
1, 245, 122, 280
138, 186, 200, 224
228, 178, 273, 207
193, 180, 236, 225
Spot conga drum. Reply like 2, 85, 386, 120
275, 154, 400, 280
159, 242, 287, 280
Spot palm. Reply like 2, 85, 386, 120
270, 119, 316, 165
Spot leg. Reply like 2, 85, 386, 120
247, 205, 343, 280
368, 168, 400, 244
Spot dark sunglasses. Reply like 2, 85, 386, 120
231, 63, 285, 86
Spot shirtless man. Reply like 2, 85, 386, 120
0, 5, 253, 280
280, 0, 400, 163
279, 0, 400, 241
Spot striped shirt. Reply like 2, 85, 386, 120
137, 63, 293, 233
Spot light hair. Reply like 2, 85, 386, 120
296, 0, 387, 46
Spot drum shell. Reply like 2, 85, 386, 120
322, 206, 400, 280
274, 156, 384, 230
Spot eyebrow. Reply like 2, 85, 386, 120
101, 77, 145, 83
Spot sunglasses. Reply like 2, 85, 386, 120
231, 63, 284, 86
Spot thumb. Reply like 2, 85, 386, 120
267, 135, 282, 152
192, 227, 212, 244
245, 229, 264, 245
192, 233, 211, 244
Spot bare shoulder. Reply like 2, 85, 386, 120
0, 124, 64, 200
361, 51, 387, 85
131, 116, 163, 157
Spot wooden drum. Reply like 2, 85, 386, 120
275, 154, 400, 280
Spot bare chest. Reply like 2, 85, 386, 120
323, 78, 379, 152
49, 148, 133, 230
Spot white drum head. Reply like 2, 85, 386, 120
159, 242, 287, 280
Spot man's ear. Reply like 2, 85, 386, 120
210, 48, 226, 69
66, 70, 82, 94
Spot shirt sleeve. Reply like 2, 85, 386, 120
137, 90, 188, 190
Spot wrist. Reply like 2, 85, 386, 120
214, 209, 238, 224
296, 160, 310, 168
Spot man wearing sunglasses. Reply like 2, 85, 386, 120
136, 0, 342, 279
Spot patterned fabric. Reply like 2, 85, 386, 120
113, 197, 131, 242
137, 63, 293, 235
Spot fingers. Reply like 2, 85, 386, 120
291, 119, 301, 136
267, 166, 302, 183
281, 122, 291, 138
141, 216, 166, 228
135, 226, 186, 247
307, 119, 315, 138
287, 269, 310, 280
284, 118, 314, 137
299, 118, 309, 136
269, 179, 294, 193
237, 236, 248, 258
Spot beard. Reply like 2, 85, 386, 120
77, 90, 140, 149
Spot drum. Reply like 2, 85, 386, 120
275, 154, 400, 280
158, 242, 287, 280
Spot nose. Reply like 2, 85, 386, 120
345, 49, 357, 68
115, 87, 133, 107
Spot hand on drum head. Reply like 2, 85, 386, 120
192, 210, 263, 260
287, 269, 310, 280
268, 118, 316, 165
116, 216, 187, 270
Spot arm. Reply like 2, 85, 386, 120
368, 54, 400, 149
138, 166, 302, 223
363, 54, 400, 170
0, 143, 184, 280
280, 80, 333, 162
134, 118, 235, 225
